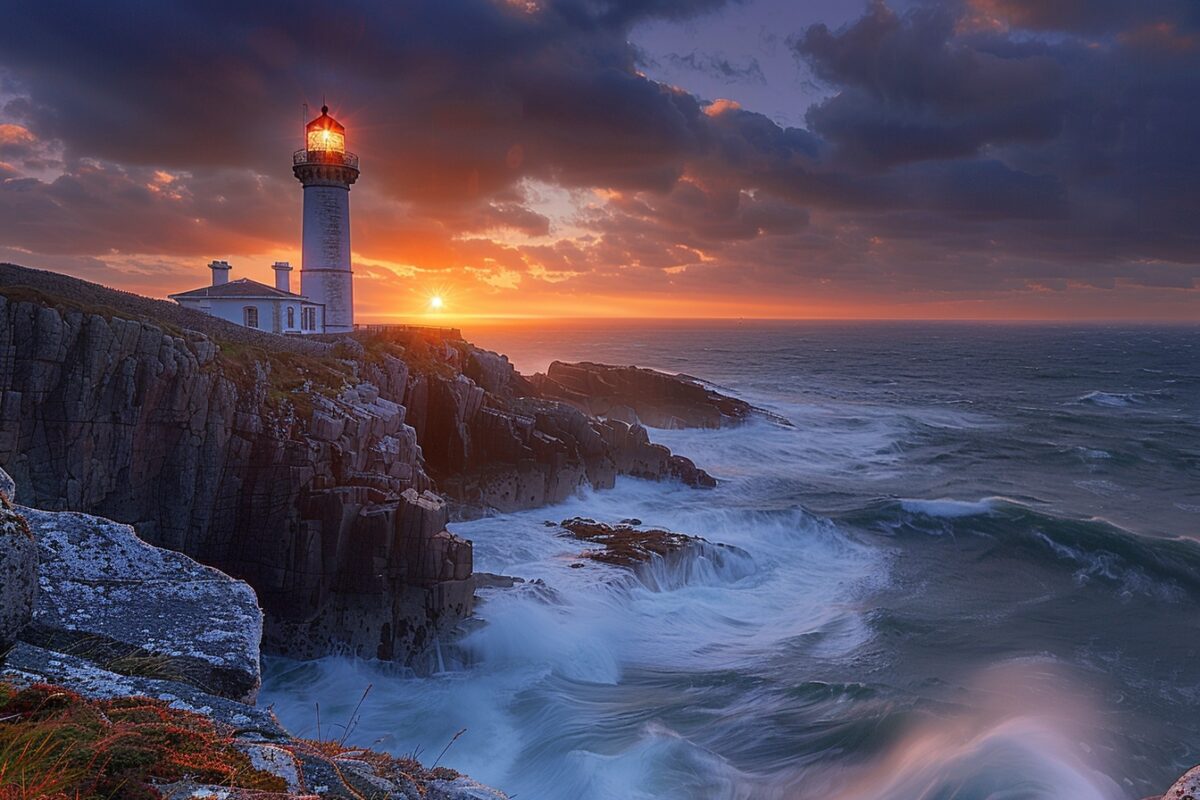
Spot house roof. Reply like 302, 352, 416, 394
169, 277, 311, 302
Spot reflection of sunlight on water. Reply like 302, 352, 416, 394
814, 663, 1124, 800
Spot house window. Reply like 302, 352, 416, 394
243, 306, 259, 328
287, 306, 295, 329
302, 307, 316, 331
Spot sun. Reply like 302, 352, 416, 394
429, 295, 444, 310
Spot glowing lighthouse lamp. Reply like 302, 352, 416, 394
293, 105, 359, 333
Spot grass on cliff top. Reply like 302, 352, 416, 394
0, 682, 285, 799
214, 330, 460, 420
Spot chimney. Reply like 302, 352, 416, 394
209, 260, 231, 286
272, 261, 293, 293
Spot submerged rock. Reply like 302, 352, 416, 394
560, 516, 706, 567
18, 504, 262, 702
557, 516, 751, 586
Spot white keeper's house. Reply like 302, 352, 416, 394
169, 103, 359, 335
169, 260, 326, 334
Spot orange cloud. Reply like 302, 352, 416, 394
0, 124, 35, 146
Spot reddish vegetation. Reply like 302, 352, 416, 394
0, 682, 285, 799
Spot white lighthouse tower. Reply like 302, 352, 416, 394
293, 105, 359, 333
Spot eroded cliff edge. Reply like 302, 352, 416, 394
0, 262, 712, 665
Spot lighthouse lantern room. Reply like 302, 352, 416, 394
293, 104, 359, 333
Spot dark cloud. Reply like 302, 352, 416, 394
793, 1, 1064, 168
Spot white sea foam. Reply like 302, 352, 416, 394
262, 473, 883, 798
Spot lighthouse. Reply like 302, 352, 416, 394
293, 105, 359, 333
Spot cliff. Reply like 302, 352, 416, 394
0, 263, 712, 665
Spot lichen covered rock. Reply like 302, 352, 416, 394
18, 505, 262, 702
0, 490, 36, 659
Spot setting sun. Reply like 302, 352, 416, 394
429, 295, 443, 310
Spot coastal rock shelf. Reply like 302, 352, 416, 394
532, 360, 768, 429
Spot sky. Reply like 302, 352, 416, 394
0, 0, 1198, 321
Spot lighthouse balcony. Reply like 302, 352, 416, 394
293, 148, 359, 169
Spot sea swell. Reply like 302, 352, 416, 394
260, 322, 1200, 799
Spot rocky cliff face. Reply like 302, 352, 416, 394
0, 465, 509, 800
0, 263, 713, 665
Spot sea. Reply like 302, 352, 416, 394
260, 321, 1200, 800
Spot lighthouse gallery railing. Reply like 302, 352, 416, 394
293, 149, 359, 169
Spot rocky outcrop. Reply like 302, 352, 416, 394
18, 503, 262, 702
531, 360, 755, 429
555, 517, 753, 591
559, 516, 714, 567
1154, 764, 1200, 799
0, 263, 714, 665
0, 470, 510, 800
420, 348, 716, 511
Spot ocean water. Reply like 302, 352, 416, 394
261, 322, 1200, 799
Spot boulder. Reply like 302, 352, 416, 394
1161, 765, 1200, 799
18, 505, 262, 702
0, 492, 36, 659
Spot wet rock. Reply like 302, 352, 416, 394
560, 517, 705, 567
19, 505, 262, 702
558, 518, 753, 591
473, 572, 525, 590
427, 776, 512, 800
0, 495, 36, 659
1162, 764, 1200, 799
532, 361, 755, 429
